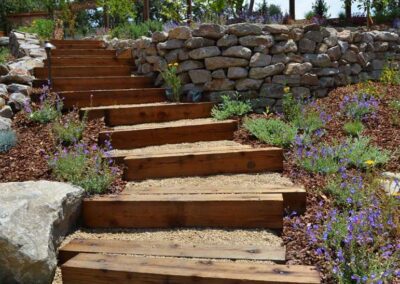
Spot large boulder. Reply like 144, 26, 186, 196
249, 63, 285, 79
0, 116, 12, 130
188, 46, 221, 59
0, 181, 84, 284
204, 57, 248, 70
0, 69, 34, 85
222, 46, 252, 59
227, 23, 262, 36
193, 24, 226, 39
239, 35, 274, 47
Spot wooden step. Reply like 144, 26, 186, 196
51, 49, 116, 56
60, 88, 165, 109
49, 76, 153, 92
59, 238, 286, 265
100, 119, 238, 149
83, 193, 283, 229
61, 253, 321, 284
125, 183, 306, 214
50, 39, 104, 45
44, 57, 132, 66
82, 102, 214, 125
120, 146, 283, 181
34, 66, 132, 79
55, 44, 105, 49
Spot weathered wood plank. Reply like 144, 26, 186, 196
44, 57, 132, 66
58, 238, 286, 265
34, 66, 132, 79
61, 253, 321, 284
83, 193, 283, 229
51, 49, 116, 56
99, 120, 238, 149
123, 148, 283, 181
84, 102, 214, 126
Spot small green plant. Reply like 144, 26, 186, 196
211, 94, 252, 120
0, 47, 10, 64
0, 130, 17, 153
161, 62, 182, 102
29, 93, 62, 124
19, 19, 54, 40
110, 21, 163, 39
340, 93, 378, 121
53, 113, 87, 146
380, 64, 400, 85
244, 118, 297, 148
49, 143, 117, 194
358, 81, 383, 98
282, 93, 302, 122
292, 111, 325, 134
343, 121, 364, 137
388, 99, 400, 126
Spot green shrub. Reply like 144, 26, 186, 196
389, 99, 400, 126
19, 19, 54, 40
0, 130, 17, 153
343, 121, 364, 137
49, 143, 117, 194
110, 21, 163, 39
211, 95, 252, 120
296, 142, 342, 174
338, 137, 390, 169
380, 64, 400, 85
0, 47, 10, 64
53, 113, 86, 146
29, 95, 62, 124
244, 118, 297, 148
292, 111, 325, 134
282, 93, 302, 122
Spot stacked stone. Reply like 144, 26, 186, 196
131, 23, 400, 112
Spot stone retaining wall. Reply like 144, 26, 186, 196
110, 23, 400, 112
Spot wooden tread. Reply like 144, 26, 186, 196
60, 88, 165, 108
83, 192, 283, 229
61, 253, 321, 283
82, 102, 214, 125
49, 76, 153, 92
50, 39, 104, 45
100, 119, 238, 149
59, 238, 286, 265
34, 66, 132, 79
44, 57, 132, 66
125, 184, 306, 214
51, 49, 116, 56
121, 147, 283, 181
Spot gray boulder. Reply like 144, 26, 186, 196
204, 79, 235, 91
270, 40, 297, 54
0, 116, 12, 130
0, 181, 84, 284
222, 46, 252, 59
168, 26, 192, 40
227, 67, 248, 79
188, 46, 221, 59
0, 69, 34, 85
235, 78, 263, 91
249, 63, 285, 79
0, 105, 13, 119
299, 38, 316, 53
250, 53, 272, 67
204, 57, 248, 70
185, 37, 215, 49
177, 60, 204, 73
7, 84, 30, 96
284, 63, 313, 75
188, 69, 212, 84
157, 39, 185, 50
152, 31, 168, 42
263, 24, 289, 34
0, 64, 9, 76
193, 24, 226, 39
239, 35, 274, 47
217, 34, 238, 47
227, 23, 262, 36
8, 93, 30, 111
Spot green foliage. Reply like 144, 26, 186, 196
380, 64, 400, 85
0, 130, 17, 153
244, 118, 297, 148
358, 81, 383, 98
343, 121, 364, 137
49, 144, 117, 195
312, 0, 330, 18
19, 19, 54, 40
0, 47, 10, 64
296, 142, 342, 174
53, 113, 86, 146
98, 0, 137, 21
388, 99, 400, 126
211, 94, 252, 120
161, 63, 182, 102
110, 21, 162, 39
305, 10, 316, 20
292, 111, 324, 134
282, 94, 302, 122
29, 96, 62, 124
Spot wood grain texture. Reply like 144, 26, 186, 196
83, 193, 283, 229
51, 76, 153, 91
58, 238, 286, 265
44, 57, 132, 66
61, 88, 165, 109
123, 148, 283, 181
61, 253, 321, 284
88, 102, 214, 126
99, 120, 238, 149
51, 49, 116, 56
34, 66, 132, 78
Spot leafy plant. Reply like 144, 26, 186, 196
110, 21, 162, 39
380, 64, 400, 85
211, 94, 252, 120
244, 118, 297, 148
48, 143, 117, 195
53, 113, 87, 146
292, 111, 325, 134
28, 93, 62, 124
312, 0, 330, 18
282, 93, 303, 122
340, 93, 378, 121
0, 130, 17, 153
0, 47, 10, 64
161, 62, 182, 102
388, 99, 400, 126
358, 81, 383, 98
19, 19, 54, 40
343, 121, 364, 137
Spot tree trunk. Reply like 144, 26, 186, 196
289, 0, 295, 20
143, 0, 150, 21
187, 0, 192, 24
345, 0, 351, 19
248, 0, 255, 16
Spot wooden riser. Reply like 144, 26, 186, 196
59, 239, 286, 265
99, 120, 238, 149
61, 254, 321, 284
34, 66, 132, 79
50, 77, 153, 92
44, 57, 132, 66
83, 193, 283, 229
123, 148, 283, 181
50, 39, 104, 45
83, 102, 214, 126
55, 44, 105, 49
51, 49, 116, 56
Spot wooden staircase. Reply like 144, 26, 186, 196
40, 39, 319, 283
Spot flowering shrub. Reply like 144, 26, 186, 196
380, 64, 400, 86
161, 62, 182, 102
343, 121, 364, 137
389, 99, 400, 126
0, 130, 17, 153
52, 112, 86, 146
27, 90, 63, 124
340, 93, 379, 121
211, 94, 252, 120
244, 118, 297, 148
48, 142, 118, 194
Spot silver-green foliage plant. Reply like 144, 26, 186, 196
244, 118, 297, 148
28, 93, 63, 124
0, 130, 17, 153
211, 95, 252, 120
343, 120, 364, 137
53, 112, 87, 146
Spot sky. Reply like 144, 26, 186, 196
262, 0, 363, 19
